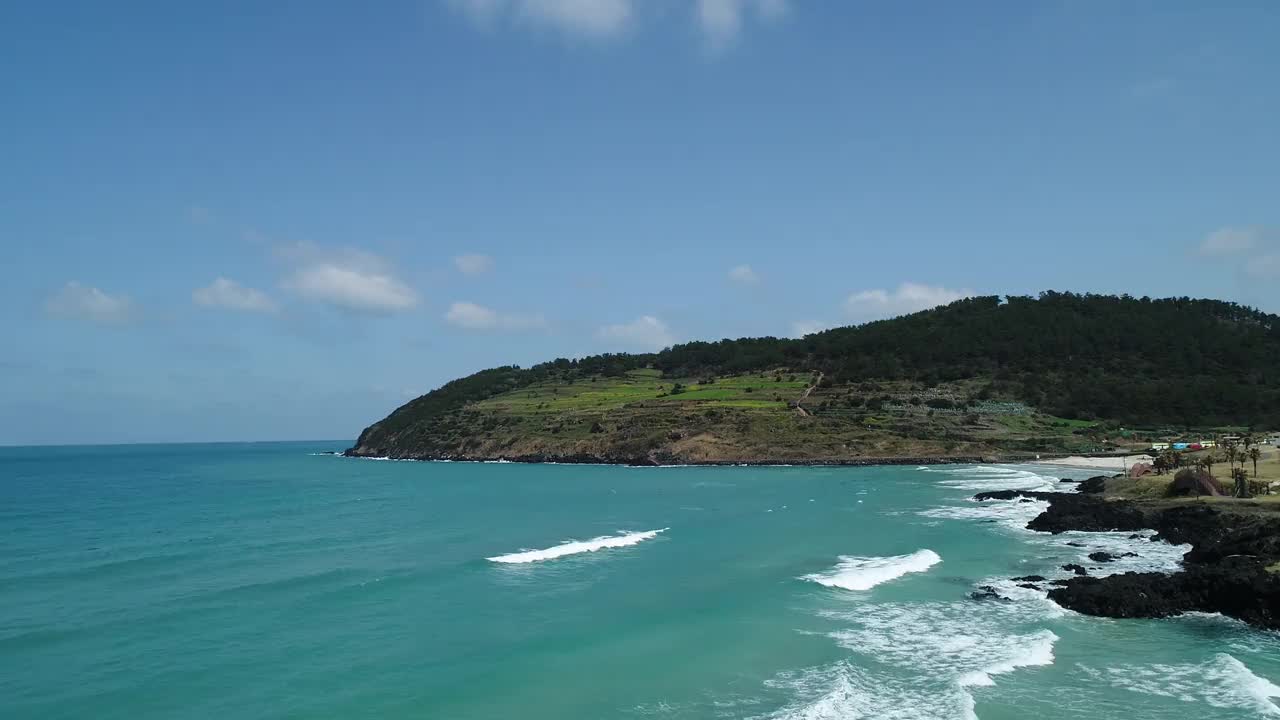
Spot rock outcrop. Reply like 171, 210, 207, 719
974, 486, 1280, 630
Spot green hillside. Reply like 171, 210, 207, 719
347, 293, 1280, 464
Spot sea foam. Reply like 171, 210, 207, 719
486, 528, 667, 564
802, 549, 940, 591
1080, 653, 1280, 716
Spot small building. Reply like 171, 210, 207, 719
1199, 440, 1217, 448
1151, 442, 1170, 451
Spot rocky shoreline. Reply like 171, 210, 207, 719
342, 448, 1006, 467
974, 484, 1280, 630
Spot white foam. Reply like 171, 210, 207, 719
486, 528, 667, 564
932, 465, 1061, 493
761, 661, 980, 720
918, 498, 1049, 534
802, 550, 940, 591
957, 630, 1057, 687
1079, 653, 1280, 715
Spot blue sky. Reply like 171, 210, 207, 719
2, 1, 1278, 445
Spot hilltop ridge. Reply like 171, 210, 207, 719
347, 293, 1280, 464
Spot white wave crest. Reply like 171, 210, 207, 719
1079, 653, 1280, 715
802, 549, 940, 591
486, 528, 667, 564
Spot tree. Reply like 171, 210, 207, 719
1226, 446, 1239, 470
1231, 467, 1251, 498
1203, 454, 1215, 477
1249, 447, 1261, 478
1153, 455, 1168, 475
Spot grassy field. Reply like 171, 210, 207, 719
473, 370, 810, 414
1109, 444, 1280, 503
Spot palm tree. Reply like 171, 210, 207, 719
1203, 454, 1215, 477
1249, 447, 1261, 478
1231, 467, 1250, 498
1226, 446, 1239, 471
1153, 455, 1168, 475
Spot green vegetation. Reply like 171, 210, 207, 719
349, 292, 1280, 462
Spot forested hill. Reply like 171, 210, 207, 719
349, 293, 1280, 461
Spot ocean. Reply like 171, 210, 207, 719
3, 442, 1278, 719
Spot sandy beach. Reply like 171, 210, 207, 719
1036, 455, 1152, 471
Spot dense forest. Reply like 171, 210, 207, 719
360, 293, 1280, 448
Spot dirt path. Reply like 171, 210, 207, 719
795, 372, 822, 417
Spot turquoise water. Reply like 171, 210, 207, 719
3, 443, 1279, 719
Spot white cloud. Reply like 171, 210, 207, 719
844, 283, 972, 322
696, 0, 787, 48
45, 282, 134, 324
279, 244, 417, 314
1199, 227, 1259, 256
728, 264, 759, 285
451, 0, 632, 39
597, 315, 674, 351
444, 301, 546, 330
193, 277, 277, 313
454, 253, 494, 276
790, 320, 831, 338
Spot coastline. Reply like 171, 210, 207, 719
974, 484, 1280, 630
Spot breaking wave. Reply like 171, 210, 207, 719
486, 528, 668, 564
802, 549, 940, 591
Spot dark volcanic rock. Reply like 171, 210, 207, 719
970, 585, 1011, 602
1076, 475, 1110, 494
1060, 477, 1078, 483
1000, 484, 1280, 630
1152, 505, 1280, 564
1025, 493, 1147, 534
1048, 558, 1280, 629
1011, 575, 1046, 582
1087, 551, 1137, 563
1017, 583, 1042, 590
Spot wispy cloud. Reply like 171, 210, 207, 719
448, 0, 786, 47
188, 205, 213, 224
454, 253, 494, 276
444, 300, 547, 330
1246, 253, 1280, 279
193, 277, 278, 313
597, 315, 674, 351
1199, 226, 1260, 256
844, 282, 972, 322
728, 264, 760, 285
450, 0, 633, 39
789, 319, 830, 338
45, 282, 134, 324
696, 0, 788, 50
279, 243, 418, 314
